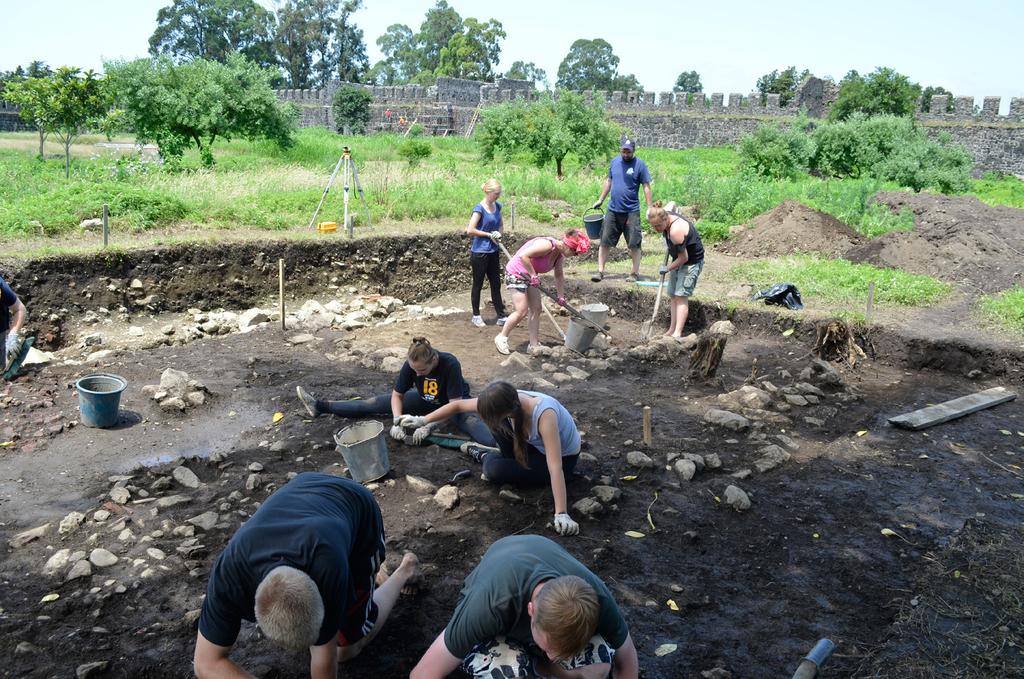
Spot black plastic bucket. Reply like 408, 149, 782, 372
583, 209, 604, 240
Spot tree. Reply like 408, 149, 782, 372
556, 38, 642, 91
106, 54, 295, 167
149, 0, 276, 67
921, 85, 953, 113
504, 61, 547, 88
274, 0, 369, 88
436, 17, 505, 80
479, 91, 620, 178
331, 85, 372, 133
416, 0, 463, 75
370, 23, 418, 84
3, 76, 50, 157
829, 67, 922, 121
755, 66, 810, 106
673, 70, 702, 93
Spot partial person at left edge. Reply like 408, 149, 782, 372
1, 274, 28, 376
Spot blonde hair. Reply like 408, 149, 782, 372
481, 178, 502, 194
407, 336, 438, 365
532, 576, 600, 659
254, 566, 324, 651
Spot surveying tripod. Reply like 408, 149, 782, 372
306, 145, 372, 237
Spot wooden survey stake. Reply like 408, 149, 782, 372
643, 406, 652, 446
279, 259, 285, 331
888, 387, 1017, 430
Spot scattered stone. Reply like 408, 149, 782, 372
186, 391, 206, 407
59, 511, 87, 535
128, 326, 145, 337
433, 485, 460, 510
380, 355, 406, 372
10, 523, 52, 548
551, 372, 573, 385
704, 453, 722, 469
499, 489, 522, 502
681, 453, 706, 471
146, 548, 166, 560
804, 417, 825, 427
703, 409, 751, 432
289, 333, 316, 345
708, 320, 735, 335
172, 466, 201, 489
701, 668, 734, 679
626, 450, 655, 468
500, 352, 531, 370
591, 485, 622, 503
246, 473, 263, 491
784, 394, 809, 407
724, 485, 751, 511
238, 308, 270, 331
754, 445, 791, 473
796, 382, 825, 397
775, 434, 799, 451
565, 365, 590, 380
578, 452, 598, 464
155, 494, 190, 508
172, 525, 195, 538
406, 475, 438, 494
573, 497, 604, 517
160, 397, 187, 412
76, 661, 109, 679
89, 549, 119, 568
15, 641, 42, 655
161, 324, 175, 335
93, 509, 111, 522
187, 512, 219, 531
674, 459, 697, 481
731, 469, 752, 480
109, 486, 131, 504
44, 548, 73, 575
66, 559, 93, 581
86, 349, 114, 363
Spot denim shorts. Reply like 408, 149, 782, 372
669, 261, 703, 297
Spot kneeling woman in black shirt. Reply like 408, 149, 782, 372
296, 337, 495, 446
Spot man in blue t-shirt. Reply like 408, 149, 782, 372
590, 136, 653, 283
1, 275, 27, 372
193, 473, 419, 679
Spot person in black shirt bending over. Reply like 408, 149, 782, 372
296, 336, 495, 446
647, 201, 705, 340
193, 473, 418, 679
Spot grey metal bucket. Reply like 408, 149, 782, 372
564, 303, 609, 353
334, 421, 390, 483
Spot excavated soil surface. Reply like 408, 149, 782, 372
1, 237, 1023, 679
846, 192, 1024, 294
717, 201, 865, 259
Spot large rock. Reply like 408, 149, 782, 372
591, 485, 622, 503
76, 661, 109, 679
433, 485, 460, 510
724, 485, 751, 511
66, 559, 93, 581
703, 409, 751, 432
380, 356, 406, 372
59, 511, 87, 535
172, 466, 201, 489
89, 548, 119, 568
109, 486, 131, 504
238, 308, 270, 331
753, 445, 791, 473
500, 352, 531, 370
159, 368, 191, 398
187, 512, 220, 531
626, 450, 655, 468
406, 475, 438, 494
43, 548, 73, 575
573, 497, 604, 517
674, 459, 697, 481
296, 300, 334, 331
566, 365, 591, 380
155, 494, 190, 508
704, 453, 722, 469
708, 320, 736, 335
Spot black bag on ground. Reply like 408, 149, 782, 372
752, 283, 804, 310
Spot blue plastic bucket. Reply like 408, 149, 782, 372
76, 374, 127, 428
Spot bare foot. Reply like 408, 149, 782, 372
392, 552, 420, 595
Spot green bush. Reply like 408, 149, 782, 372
738, 120, 814, 180
331, 85, 373, 134
397, 139, 432, 166
811, 115, 915, 178
873, 132, 972, 193
407, 122, 425, 137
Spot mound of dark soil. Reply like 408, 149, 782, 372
846, 192, 1024, 293
717, 201, 864, 258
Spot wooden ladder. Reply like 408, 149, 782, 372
465, 108, 482, 138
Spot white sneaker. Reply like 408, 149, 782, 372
496, 316, 508, 326
494, 334, 511, 355
471, 315, 486, 327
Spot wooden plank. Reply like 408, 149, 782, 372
888, 387, 1017, 430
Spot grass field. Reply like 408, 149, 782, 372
980, 286, 1024, 334
1, 128, 1021, 246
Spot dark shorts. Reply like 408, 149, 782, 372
335, 509, 386, 647
601, 210, 642, 249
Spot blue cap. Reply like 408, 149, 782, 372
620, 136, 635, 150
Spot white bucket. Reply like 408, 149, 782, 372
564, 303, 609, 353
334, 421, 390, 483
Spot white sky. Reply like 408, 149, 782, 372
1, 0, 1021, 112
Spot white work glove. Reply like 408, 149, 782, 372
389, 417, 405, 441
591, 200, 603, 210
5, 332, 18, 353
488, 231, 502, 242
399, 414, 428, 429
411, 423, 436, 445
553, 512, 579, 536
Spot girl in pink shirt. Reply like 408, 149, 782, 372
495, 229, 590, 355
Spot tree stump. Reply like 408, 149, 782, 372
813, 319, 866, 365
689, 331, 729, 380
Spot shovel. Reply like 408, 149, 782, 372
641, 251, 671, 341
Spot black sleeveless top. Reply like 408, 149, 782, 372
664, 213, 704, 264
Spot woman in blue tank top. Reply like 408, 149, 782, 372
400, 380, 583, 536
465, 178, 508, 328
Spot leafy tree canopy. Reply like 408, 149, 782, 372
920, 85, 953, 113
331, 85, 372, 133
149, 0, 276, 68
556, 38, 643, 92
829, 67, 922, 121
504, 61, 547, 88
274, 0, 369, 88
106, 54, 295, 167
755, 66, 810, 107
436, 17, 505, 81
673, 70, 702, 93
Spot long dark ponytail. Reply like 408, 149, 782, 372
477, 381, 528, 468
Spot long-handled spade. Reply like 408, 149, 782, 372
641, 251, 671, 341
